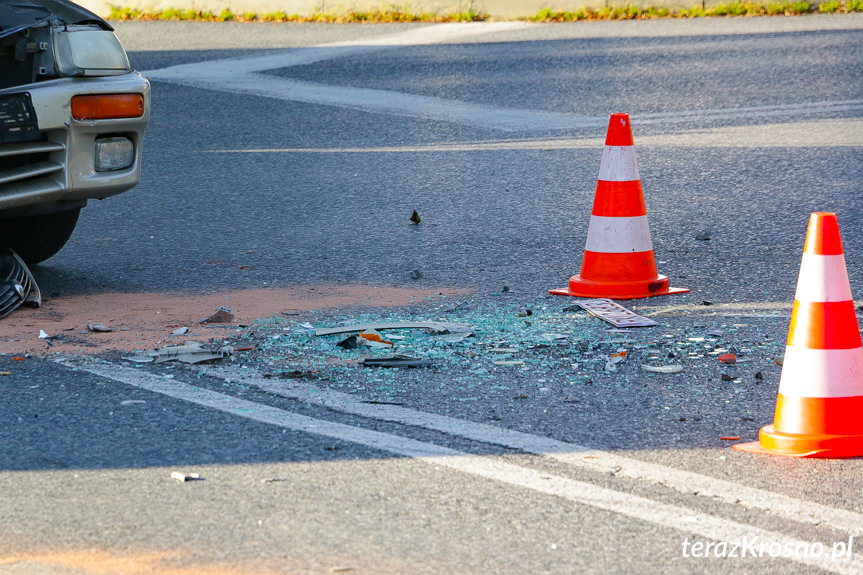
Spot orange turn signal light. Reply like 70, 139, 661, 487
71, 93, 144, 120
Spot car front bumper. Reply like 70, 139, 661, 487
0, 71, 150, 217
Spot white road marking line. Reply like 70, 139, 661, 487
207, 365, 863, 536
146, 65, 863, 133
206, 117, 863, 153
634, 100, 863, 125
143, 21, 863, 132
147, 22, 529, 78
142, 20, 602, 131
59, 358, 863, 537
150, 74, 605, 132
55, 358, 863, 574
205, 140, 605, 153
204, 117, 863, 155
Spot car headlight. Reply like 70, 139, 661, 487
53, 28, 130, 77
94, 136, 134, 172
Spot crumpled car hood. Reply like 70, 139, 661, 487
0, 0, 111, 39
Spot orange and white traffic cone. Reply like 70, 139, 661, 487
735, 212, 863, 458
549, 113, 687, 300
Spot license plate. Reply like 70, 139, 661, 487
0, 93, 40, 144
577, 298, 659, 328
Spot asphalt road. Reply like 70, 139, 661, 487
2, 15, 863, 575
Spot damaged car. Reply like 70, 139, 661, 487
0, 0, 149, 263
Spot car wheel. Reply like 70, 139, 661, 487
0, 209, 81, 265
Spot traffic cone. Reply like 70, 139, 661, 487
735, 212, 863, 458
549, 113, 687, 300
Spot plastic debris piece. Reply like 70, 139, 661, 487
315, 322, 473, 337
443, 301, 471, 313
123, 342, 230, 365
124, 354, 155, 363
641, 364, 684, 374
494, 360, 525, 366
299, 322, 315, 330
220, 345, 254, 354
360, 355, 434, 368
718, 353, 737, 364
337, 335, 362, 349
541, 333, 569, 341
410, 210, 421, 224
172, 327, 190, 335
359, 330, 393, 348
720, 436, 741, 441
363, 339, 394, 349
435, 330, 473, 343
38, 330, 50, 340
605, 350, 627, 372
337, 335, 365, 349
0, 248, 41, 319
0, 371, 11, 376
490, 347, 519, 353
337, 330, 393, 349
170, 471, 202, 482
577, 299, 658, 328
201, 307, 234, 324
360, 329, 393, 347
87, 322, 113, 333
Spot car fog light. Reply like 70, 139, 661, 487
95, 136, 134, 172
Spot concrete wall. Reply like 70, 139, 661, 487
78, 0, 611, 19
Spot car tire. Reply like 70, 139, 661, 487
0, 208, 81, 265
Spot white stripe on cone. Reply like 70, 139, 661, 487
778, 347, 863, 398
794, 253, 854, 303
585, 215, 654, 253
598, 146, 640, 182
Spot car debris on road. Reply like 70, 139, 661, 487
0, 248, 41, 319
170, 471, 203, 482
201, 307, 235, 324
574, 298, 659, 328
123, 341, 239, 365
360, 355, 434, 368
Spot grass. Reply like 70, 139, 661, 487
530, 0, 831, 19
108, 6, 486, 22
107, 0, 863, 22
